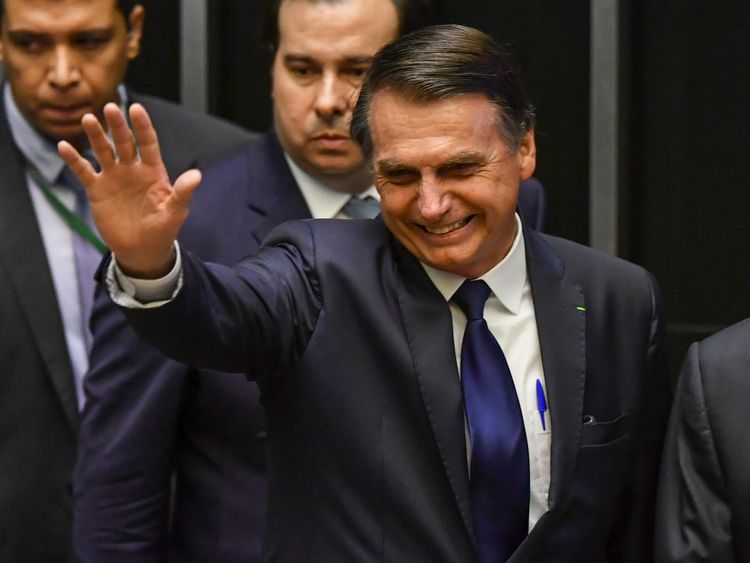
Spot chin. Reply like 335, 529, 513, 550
423, 250, 482, 278
40, 126, 85, 146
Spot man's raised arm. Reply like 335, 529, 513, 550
58, 103, 201, 279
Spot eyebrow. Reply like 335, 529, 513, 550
440, 151, 487, 168
375, 159, 416, 175
7, 27, 115, 39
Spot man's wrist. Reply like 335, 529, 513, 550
112, 241, 183, 303
115, 245, 178, 279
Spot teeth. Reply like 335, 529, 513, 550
425, 218, 469, 235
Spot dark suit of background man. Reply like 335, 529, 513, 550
60, 25, 632, 563
0, 0, 251, 561
656, 318, 750, 563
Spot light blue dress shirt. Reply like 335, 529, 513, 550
4, 85, 125, 409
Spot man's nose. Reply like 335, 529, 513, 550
314, 73, 351, 122
48, 46, 80, 89
417, 175, 451, 222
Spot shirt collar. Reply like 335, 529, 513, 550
422, 213, 527, 315
4, 83, 129, 184
283, 152, 378, 219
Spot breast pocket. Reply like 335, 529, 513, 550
571, 413, 634, 520
578, 413, 631, 448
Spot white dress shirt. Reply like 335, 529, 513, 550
421, 213, 550, 532
284, 153, 379, 219
108, 214, 551, 531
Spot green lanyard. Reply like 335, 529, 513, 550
27, 165, 107, 255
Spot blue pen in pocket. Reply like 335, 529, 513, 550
536, 379, 548, 431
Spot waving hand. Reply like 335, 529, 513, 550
58, 103, 201, 278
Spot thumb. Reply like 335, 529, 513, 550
170, 168, 202, 210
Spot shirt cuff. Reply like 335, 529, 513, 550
106, 241, 184, 308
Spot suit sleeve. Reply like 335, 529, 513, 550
608, 273, 672, 562
654, 342, 734, 563
120, 221, 322, 392
73, 284, 187, 562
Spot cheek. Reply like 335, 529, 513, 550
5, 60, 37, 85
379, 189, 414, 220
84, 57, 127, 96
7, 71, 42, 107
274, 86, 311, 126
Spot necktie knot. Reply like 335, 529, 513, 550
58, 153, 97, 200
58, 167, 86, 199
341, 195, 380, 219
453, 279, 492, 321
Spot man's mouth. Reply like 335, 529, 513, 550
40, 102, 89, 122
314, 132, 349, 140
422, 216, 472, 235
312, 132, 352, 151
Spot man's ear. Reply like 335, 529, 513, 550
125, 4, 145, 61
518, 130, 537, 181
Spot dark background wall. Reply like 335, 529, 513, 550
623, 1, 750, 376
125, 0, 180, 102
125, 1, 750, 382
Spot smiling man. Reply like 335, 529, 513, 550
60, 24, 668, 562
71, 1, 440, 561
371, 91, 533, 278
0, 1, 251, 560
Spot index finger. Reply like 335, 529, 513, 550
129, 103, 164, 168
58, 140, 97, 187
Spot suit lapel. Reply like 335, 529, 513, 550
246, 133, 312, 244
524, 227, 586, 509
388, 225, 588, 543
390, 237, 475, 543
0, 108, 79, 432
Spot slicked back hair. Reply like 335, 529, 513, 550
350, 24, 536, 161
260, 0, 437, 54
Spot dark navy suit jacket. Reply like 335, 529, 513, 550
118, 217, 670, 562
74, 132, 309, 562
75, 129, 547, 561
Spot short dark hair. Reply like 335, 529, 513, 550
260, 0, 437, 54
0, 0, 141, 25
351, 24, 537, 160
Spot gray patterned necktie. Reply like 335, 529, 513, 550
341, 195, 380, 219
58, 167, 101, 352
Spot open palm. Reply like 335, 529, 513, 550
58, 103, 201, 278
